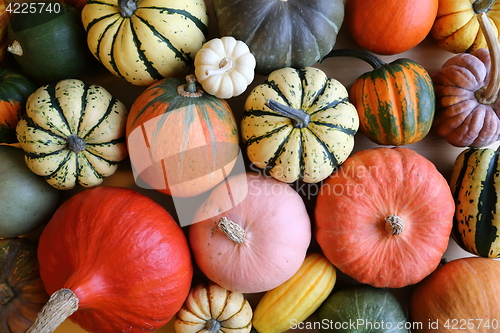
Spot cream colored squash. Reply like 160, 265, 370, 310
194, 36, 256, 99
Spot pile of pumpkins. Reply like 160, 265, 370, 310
1, 0, 500, 332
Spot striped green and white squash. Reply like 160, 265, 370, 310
82, 0, 209, 86
450, 146, 500, 258
15, 79, 129, 190
241, 67, 359, 184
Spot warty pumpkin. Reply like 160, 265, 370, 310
252, 253, 336, 333
0, 67, 37, 144
82, 0, 209, 86
16, 79, 129, 190
241, 66, 359, 184
175, 281, 253, 333
449, 146, 500, 257
323, 49, 435, 146
314, 147, 455, 288
0, 238, 50, 333
126, 74, 239, 198
189, 172, 311, 293
410, 257, 500, 333
432, 0, 500, 53
432, 13, 500, 148
212, 0, 345, 75
27, 186, 193, 333
346, 0, 438, 55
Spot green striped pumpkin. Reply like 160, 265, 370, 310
241, 66, 359, 184
450, 146, 500, 258
324, 49, 435, 146
82, 0, 209, 86
15, 79, 129, 190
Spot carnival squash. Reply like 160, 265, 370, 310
0, 238, 50, 333
175, 281, 253, 333
318, 286, 409, 333
346, 0, 438, 55
252, 253, 336, 333
126, 75, 239, 198
449, 146, 500, 257
323, 49, 435, 146
0, 67, 37, 144
189, 172, 311, 293
16, 79, 129, 190
82, 0, 209, 86
241, 66, 359, 184
0, 146, 60, 238
433, 13, 500, 148
315, 147, 455, 288
432, 0, 500, 53
194, 36, 256, 99
7, 1, 92, 84
212, 0, 345, 75
410, 257, 500, 332
28, 186, 193, 333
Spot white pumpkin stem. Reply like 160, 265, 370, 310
206, 57, 233, 76
26, 288, 79, 333
7, 40, 23, 56
477, 12, 500, 104
177, 75, 204, 97
385, 215, 405, 236
265, 99, 310, 128
218, 217, 246, 244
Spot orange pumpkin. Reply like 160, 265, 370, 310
346, 0, 439, 55
314, 147, 455, 288
126, 75, 239, 198
0, 0, 8, 64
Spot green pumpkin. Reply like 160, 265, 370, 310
449, 146, 500, 258
7, 1, 93, 84
318, 285, 409, 333
212, 0, 345, 75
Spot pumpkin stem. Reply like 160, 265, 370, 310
473, 0, 495, 13
177, 75, 204, 97
218, 217, 246, 244
476, 13, 500, 104
320, 48, 386, 70
67, 135, 86, 153
206, 57, 233, 76
26, 288, 79, 333
0, 283, 14, 305
7, 40, 23, 56
385, 215, 405, 236
265, 99, 310, 128
205, 319, 222, 333
118, 0, 138, 17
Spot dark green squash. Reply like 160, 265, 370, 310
449, 146, 500, 258
0, 238, 50, 333
212, 0, 345, 75
7, 1, 93, 84
317, 285, 409, 333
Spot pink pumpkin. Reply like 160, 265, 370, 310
189, 172, 311, 293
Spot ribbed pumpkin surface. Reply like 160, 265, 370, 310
16, 79, 129, 190
82, 0, 209, 86
450, 147, 500, 257
242, 67, 359, 184
350, 58, 435, 146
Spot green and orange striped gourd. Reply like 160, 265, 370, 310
449, 145, 500, 258
323, 49, 435, 146
252, 253, 336, 333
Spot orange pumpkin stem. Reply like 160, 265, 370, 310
0, 283, 14, 304
206, 57, 233, 76
385, 215, 405, 236
218, 217, 246, 244
26, 288, 79, 333
476, 13, 500, 105
177, 75, 204, 97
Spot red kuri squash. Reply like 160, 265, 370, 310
27, 186, 193, 333
315, 147, 455, 288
